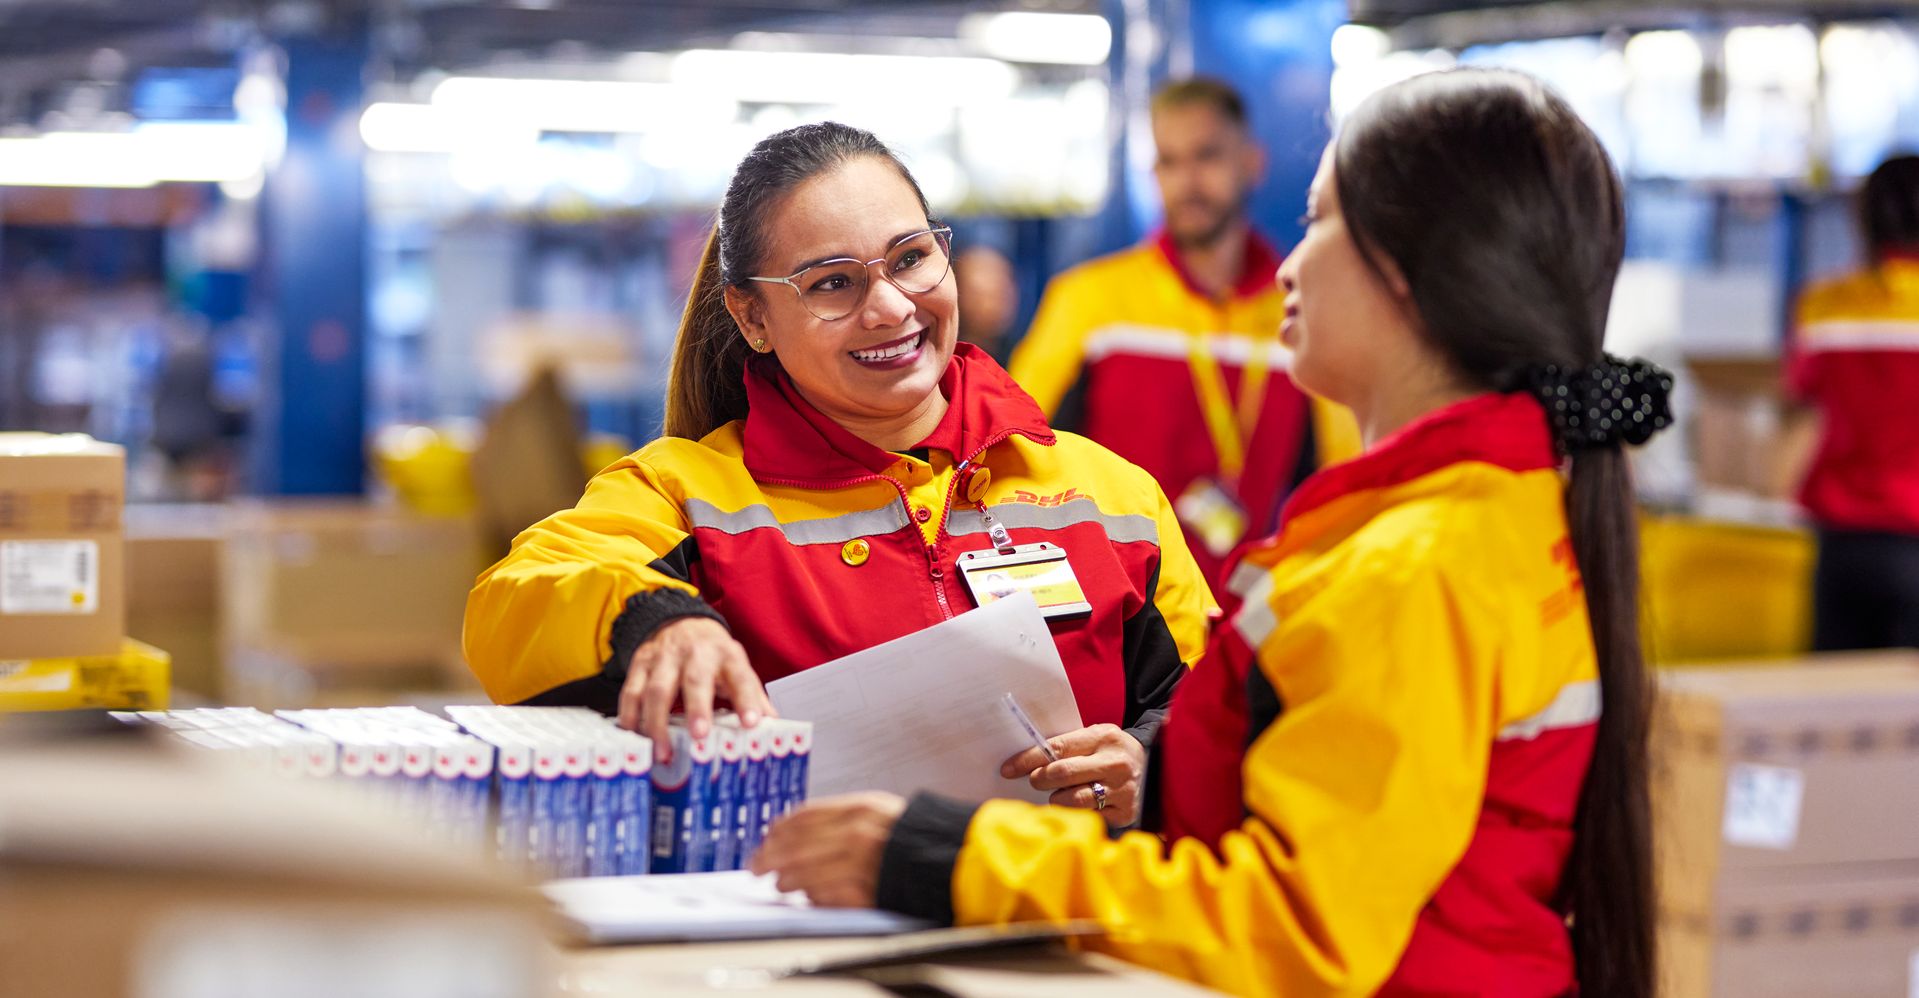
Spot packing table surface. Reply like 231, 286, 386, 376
557, 933, 1225, 997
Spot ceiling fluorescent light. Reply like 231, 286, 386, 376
670, 50, 1020, 105
430, 77, 738, 133
960, 12, 1113, 66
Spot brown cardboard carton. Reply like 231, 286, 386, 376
1653, 653, 1919, 916
1660, 864, 1919, 997
0, 433, 125, 658
470, 365, 588, 553
125, 504, 224, 699
221, 501, 487, 706
1685, 356, 1819, 499
0, 729, 552, 997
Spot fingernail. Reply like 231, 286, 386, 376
743, 710, 761, 726
693, 718, 709, 738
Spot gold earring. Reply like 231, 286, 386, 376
754, 338, 768, 352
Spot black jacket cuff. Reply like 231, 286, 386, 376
1123, 706, 1168, 754
606, 587, 726, 679
875, 793, 979, 924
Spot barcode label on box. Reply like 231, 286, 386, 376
1723, 762, 1804, 850
0, 539, 99, 614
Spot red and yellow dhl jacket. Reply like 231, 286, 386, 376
1788, 254, 1919, 534
463, 344, 1215, 747
878, 392, 1599, 997
1007, 230, 1361, 587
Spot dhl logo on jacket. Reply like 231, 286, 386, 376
463, 345, 1215, 745
1789, 256, 1919, 533
1009, 232, 1360, 588
945, 393, 1599, 997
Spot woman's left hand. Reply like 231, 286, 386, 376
1000, 724, 1147, 827
749, 792, 906, 908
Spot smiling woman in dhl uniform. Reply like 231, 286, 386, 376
755, 70, 1675, 998
462, 122, 1214, 829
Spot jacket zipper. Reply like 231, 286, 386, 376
752, 469, 954, 620
755, 427, 1040, 624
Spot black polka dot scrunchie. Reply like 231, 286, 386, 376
1525, 354, 1676, 452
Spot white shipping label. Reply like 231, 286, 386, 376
0, 539, 99, 615
1723, 762, 1805, 850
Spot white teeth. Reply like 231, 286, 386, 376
852, 332, 922, 363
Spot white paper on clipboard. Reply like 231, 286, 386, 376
766, 592, 1083, 805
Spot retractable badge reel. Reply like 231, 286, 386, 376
952, 464, 1091, 620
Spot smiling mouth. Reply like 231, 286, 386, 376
849, 329, 926, 364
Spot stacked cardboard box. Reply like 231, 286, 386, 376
1655, 652, 1919, 996
0, 433, 126, 658
0, 434, 169, 712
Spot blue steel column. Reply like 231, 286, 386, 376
252, 20, 369, 494
1187, 0, 1343, 252
1099, 0, 1341, 255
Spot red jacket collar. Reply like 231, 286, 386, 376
741, 342, 1056, 487
1279, 392, 1559, 525
1152, 227, 1284, 301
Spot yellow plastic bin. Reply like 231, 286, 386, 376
1640, 515, 1814, 666
0, 638, 172, 712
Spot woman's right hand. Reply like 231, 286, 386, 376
619, 616, 775, 761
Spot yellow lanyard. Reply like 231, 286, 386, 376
1187, 321, 1272, 485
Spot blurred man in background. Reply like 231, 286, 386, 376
1010, 77, 1356, 589
953, 245, 1019, 363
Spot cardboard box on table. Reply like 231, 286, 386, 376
0, 433, 125, 660
0, 725, 552, 998
125, 503, 224, 700
1653, 653, 1919, 995
221, 501, 489, 708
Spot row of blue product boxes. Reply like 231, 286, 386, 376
112, 705, 812, 879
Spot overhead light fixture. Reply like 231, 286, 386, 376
358, 101, 539, 153
959, 12, 1112, 66
1330, 24, 1391, 67
429, 77, 739, 133
670, 50, 1020, 105
0, 123, 267, 188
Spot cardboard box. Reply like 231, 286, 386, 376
222, 501, 487, 707
0, 638, 170, 712
1686, 356, 1820, 501
0, 728, 552, 998
1653, 653, 1919, 917
1661, 865, 1919, 997
0, 433, 125, 659
125, 504, 224, 700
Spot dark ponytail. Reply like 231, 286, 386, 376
663, 122, 931, 440
1861, 154, 1919, 267
1336, 69, 1657, 997
664, 229, 756, 440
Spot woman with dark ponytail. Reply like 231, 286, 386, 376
466, 122, 1215, 828
758, 69, 1667, 998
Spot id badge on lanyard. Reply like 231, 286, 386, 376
953, 497, 1092, 619
1178, 334, 1272, 558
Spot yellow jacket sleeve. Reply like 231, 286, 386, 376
946, 554, 1504, 997
1151, 484, 1216, 667
462, 456, 706, 705
1008, 274, 1096, 417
